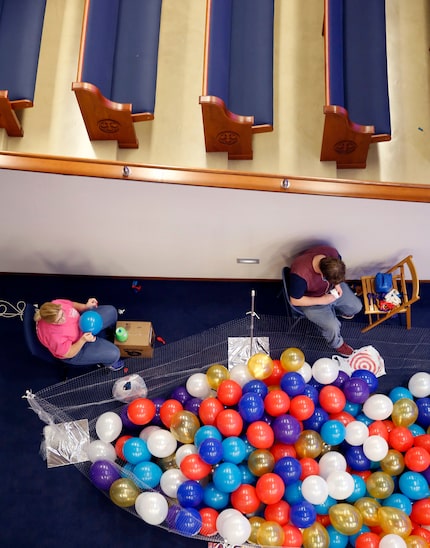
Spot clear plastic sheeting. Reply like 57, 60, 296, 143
227, 336, 270, 369
43, 419, 90, 468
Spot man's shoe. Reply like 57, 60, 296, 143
335, 342, 354, 357
340, 314, 355, 320
108, 359, 125, 371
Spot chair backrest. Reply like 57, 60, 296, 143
23, 303, 59, 364
387, 255, 420, 308
282, 266, 305, 319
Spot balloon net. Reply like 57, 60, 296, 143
24, 314, 430, 546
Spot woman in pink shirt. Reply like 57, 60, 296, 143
34, 298, 123, 370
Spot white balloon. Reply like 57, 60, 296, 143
146, 429, 177, 458
408, 372, 430, 398
318, 451, 347, 479
135, 491, 168, 525
216, 509, 251, 546
95, 411, 122, 443
312, 357, 339, 385
363, 435, 389, 461
86, 439, 117, 462
229, 364, 253, 387
160, 468, 187, 498
186, 373, 211, 398
175, 443, 198, 466
297, 362, 312, 383
139, 425, 161, 441
301, 475, 329, 505
363, 394, 393, 421
345, 421, 369, 446
379, 534, 407, 548
326, 470, 355, 500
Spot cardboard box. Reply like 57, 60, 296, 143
114, 321, 154, 358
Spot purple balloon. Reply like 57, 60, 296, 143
89, 460, 121, 490
170, 385, 191, 405
151, 397, 165, 426
343, 377, 370, 404
332, 370, 349, 388
272, 414, 302, 444
184, 397, 202, 415
120, 405, 140, 431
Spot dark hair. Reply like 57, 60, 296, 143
319, 257, 346, 285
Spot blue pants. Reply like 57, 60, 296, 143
63, 305, 120, 367
295, 282, 362, 349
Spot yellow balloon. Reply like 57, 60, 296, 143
366, 471, 395, 499
170, 410, 200, 443
249, 517, 266, 544
280, 347, 305, 372
206, 364, 230, 390
109, 478, 140, 507
406, 535, 430, 548
354, 497, 381, 527
248, 352, 274, 380
329, 503, 363, 535
378, 506, 413, 538
391, 398, 419, 427
380, 449, 405, 476
302, 522, 330, 548
248, 449, 275, 476
294, 430, 323, 459
256, 521, 285, 547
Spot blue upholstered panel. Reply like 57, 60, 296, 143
81, 0, 120, 99
0, 0, 46, 101
343, 0, 391, 135
229, 0, 274, 125
206, 0, 233, 104
111, 0, 162, 113
326, 0, 345, 107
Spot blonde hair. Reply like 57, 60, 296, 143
34, 302, 62, 324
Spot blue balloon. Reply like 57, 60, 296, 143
280, 372, 306, 396
79, 310, 103, 334
303, 406, 329, 432
383, 493, 413, 515
343, 401, 361, 417
194, 425, 222, 448
351, 369, 379, 393
389, 386, 413, 402
314, 495, 336, 515
302, 384, 320, 405
416, 397, 430, 428
176, 480, 204, 508
203, 482, 230, 510
283, 480, 303, 505
326, 525, 349, 548
242, 379, 268, 398
274, 456, 302, 485
122, 437, 151, 465
289, 500, 316, 528
212, 462, 242, 493
399, 471, 430, 500
237, 463, 257, 485
174, 507, 202, 536
133, 461, 162, 489
221, 436, 247, 464
409, 423, 426, 436
345, 445, 371, 471
198, 437, 224, 465
345, 475, 367, 503
237, 392, 265, 422
320, 420, 346, 446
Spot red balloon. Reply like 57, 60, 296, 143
282, 524, 303, 547
368, 420, 390, 441
389, 426, 414, 452
255, 472, 285, 505
288, 395, 315, 421
180, 453, 212, 480
414, 434, 430, 452
230, 484, 261, 514
405, 446, 430, 472
316, 514, 331, 527
411, 499, 430, 525
115, 435, 132, 460
300, 457, 319, 479
198, 397, 224, 425
199, 507, 219, 536
159, 399, 183, 428
127, 398, 156, 425
329, 411, 355, 426
412, 526, 430, 544
319, 385, 346, 414
215, 409, 243, 437
217, 379, 242, 406
354, 532, 381, 548
264, 360, 285, 387
264, 500, 290, 525
246, 421, 275, 449
264, 389, 290, 416
270, 442, 297, 461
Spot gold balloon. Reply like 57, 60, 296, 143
329, 504, 363, 535
170, 410, 201, 443
280, 347, 305, 372
256, 521, 285, 547
380, 449, 405, 476
378, 506, 413, 538
248, 449, 275, 476
392, 398, 419, 427
406, 535, 430, 548
154, 452, 177, 471
302, 522, 330, 548
249, 516, 266, 544
294, 430, 323, 459
354, 497, 381, 527
109, 478, 140, 507
248, 353, 274, 380
366, 471, 395, 500
206, 364, 230, 390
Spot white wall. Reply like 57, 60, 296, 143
0, 168, 428, 279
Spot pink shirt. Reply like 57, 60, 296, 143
36, 299, 83, 358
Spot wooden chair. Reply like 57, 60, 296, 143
361, 255, 420, 333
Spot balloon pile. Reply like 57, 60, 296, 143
86, 348, 430, 547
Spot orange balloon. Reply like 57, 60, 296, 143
159, 399, 183, 428
215, 408, 243, 437
127, 398, 156, 425
264, 389, 291, 417
217, 379, 242, 406
289, 395, 315, 421
319, 385, 346, 414
270, 442, 297, 461
405, 446, 430, 472
231, 484, 261, 514
256, 473, 285, 505
198, 397, 224, 425
246, 421, 275, 449
199, 507, 218, 537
